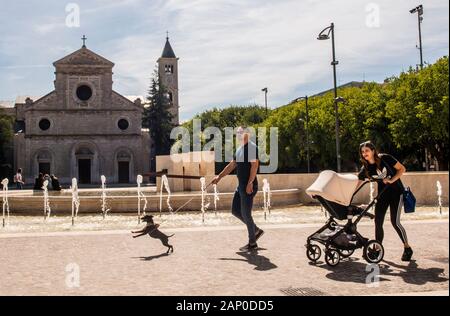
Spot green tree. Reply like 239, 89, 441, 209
181, 105, 270, 173
179, 56, 449, 173
386, 57, 449, 170
183, 105, 269, 131
143, 68, 174, 156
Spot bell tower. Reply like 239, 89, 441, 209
157, 34, 179, 125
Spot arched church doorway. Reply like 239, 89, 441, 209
36, 150, 52, 176
76, 147, 93, 184
117, 150, 131, 183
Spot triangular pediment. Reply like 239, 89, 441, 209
112, 91, 144, 110
53, 47, 114, 67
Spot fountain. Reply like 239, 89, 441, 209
100, 175, 110, 219
159, 175, 173, 217
262, 178, 271, 221
200, 177, 211, 223
1, 178, 10, 227
437, 181, 443, 216
43, 180, 51, 220
136, 175, 148, 224
71, 178, 80, 226
213, 184, 219, 216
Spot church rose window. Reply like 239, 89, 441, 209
76, 85, 93, 101
39, 119, 51, 131
118, 119, 129, 130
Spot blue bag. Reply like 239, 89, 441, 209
382, 155, 416, 213
403, 186, 416, 213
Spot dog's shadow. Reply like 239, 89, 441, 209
134, 252, 170, 261
218, 248, 278, 271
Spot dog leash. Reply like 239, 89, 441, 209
139, 182, 214, 234
170, 182, 213, 215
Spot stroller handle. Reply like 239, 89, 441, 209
351, 178, 391, 204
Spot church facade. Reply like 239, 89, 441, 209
10, 38, 179, 185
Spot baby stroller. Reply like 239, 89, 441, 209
305, 170, 387, 267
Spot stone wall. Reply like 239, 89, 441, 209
210, 172, 448, 206
5, 187, 300, 214
155, 151, 448, 206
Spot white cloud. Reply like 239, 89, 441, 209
104, 0, 449, 119
0, 0, 448, 120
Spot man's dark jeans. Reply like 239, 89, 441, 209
231, 182, 259, 244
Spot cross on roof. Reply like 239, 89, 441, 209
82, 35, 87, 47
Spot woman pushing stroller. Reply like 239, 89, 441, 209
357, 141, 413, 262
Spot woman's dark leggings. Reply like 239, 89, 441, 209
375, 190, 408, 244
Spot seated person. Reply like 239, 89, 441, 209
33, 173, 44, 190
50, 175, 61, 191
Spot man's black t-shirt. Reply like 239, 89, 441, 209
234, 141, 259, 186
358, 153, 404, 194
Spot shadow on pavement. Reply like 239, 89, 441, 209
381, 260, 448, 285
218, 249, 278, 271
309, 257, 448, 285
133, 252, 170, 261
309, 258, 391, 284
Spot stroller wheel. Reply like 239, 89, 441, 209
339, 249, 355, 258
363, 240, 384, 264
306, 244, 321, 262
325, 249, 340, 266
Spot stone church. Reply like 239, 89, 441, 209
9, 37, 179, 185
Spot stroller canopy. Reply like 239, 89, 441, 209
306, 170, 359, 206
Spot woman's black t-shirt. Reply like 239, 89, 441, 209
358, 153, 404, 194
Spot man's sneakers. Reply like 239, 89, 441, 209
239, 243, 258, 252
401, 247, 414, 261
239, 229, 264, 252
255, 228, 265, 242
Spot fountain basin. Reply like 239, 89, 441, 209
5, 188, 300, 215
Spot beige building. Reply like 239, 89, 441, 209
9, 38, 179, 185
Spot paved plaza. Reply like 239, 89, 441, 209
0, 219, 448, 296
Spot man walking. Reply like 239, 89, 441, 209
212, 126, 264, 251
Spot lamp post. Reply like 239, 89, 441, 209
295, 96, 310, 173
410, 5, 424, 70
262, 87, 268, 116
318, 22, 341, 172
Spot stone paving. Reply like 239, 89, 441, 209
0, 220, 448, 296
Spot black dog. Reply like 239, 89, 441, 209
132, 215, 174, 253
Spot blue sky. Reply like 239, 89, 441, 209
0, 0, 448, 121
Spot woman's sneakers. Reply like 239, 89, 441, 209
402, 247, 414, 261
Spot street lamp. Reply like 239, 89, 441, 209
317, 22, 341, 172
262, 87, 268, 115
294, 96, 310, 173
410, 5, 424, 70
